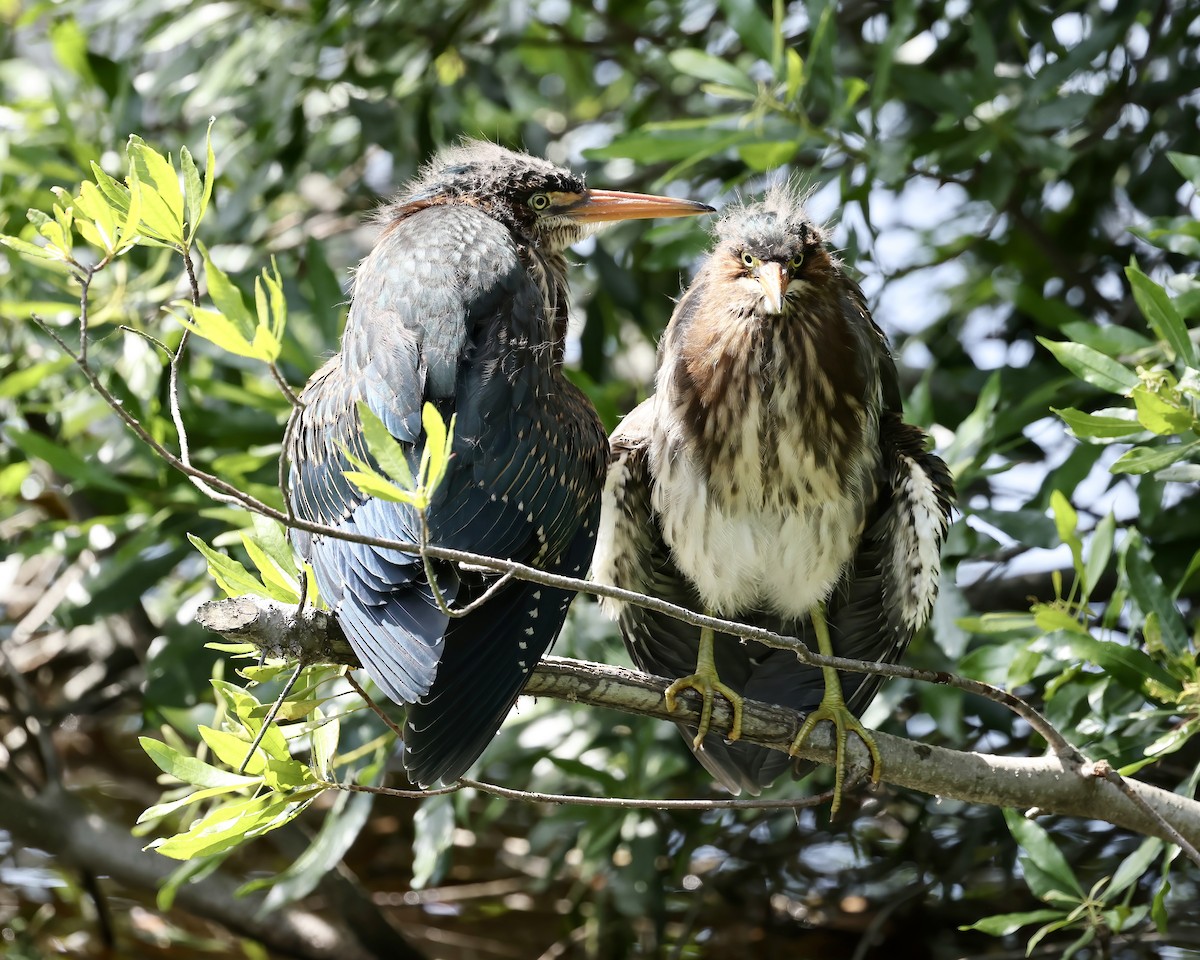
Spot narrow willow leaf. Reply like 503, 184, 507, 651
1039, 338, 1139, 394
1126, 264, 1197, 367
139, 737, 260, 789
356, 401, 415, 489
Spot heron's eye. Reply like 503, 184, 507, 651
528, 193, 552, 211
740, 251, 756, 268
789, 253, 805, 269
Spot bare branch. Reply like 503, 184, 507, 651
0, 781, 406, 960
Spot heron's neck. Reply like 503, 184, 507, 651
663, 293, 877, 509
523, 246, 571, 367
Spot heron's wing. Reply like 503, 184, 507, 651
401, 499, 600, 787
402, 377, 608, 788
288, 205, 606, 725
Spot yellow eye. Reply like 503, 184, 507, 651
789, 253, 804, 269
528, 193, 551, 211
740, 251, 756, 267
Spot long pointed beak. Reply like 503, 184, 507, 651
565, 189, 714, 224
756, 262, 787, 314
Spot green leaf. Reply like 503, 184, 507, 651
960, 909, 1066, 936
1049, 490, 1081, 574
188, 533, 271, 599
1059, 320, 1153, 357
5, 428, 133, 494
356, 401, 415, 488
255, 783, 374, 913
1052, 406, 1145, 442
411, 794, 456, 889
1126, 537, 1190, 657
1033, 633, 1181, 700
718, 0, 775, 61
310, 706, 339, 780
0, 235, 61, 262
151, 789, 322, 860
252, 258, 287, 362
420, 402, 455, 495
199, 725, 267, 774
197, 118, 217, 238
127, 135, 185, 244
1111, 439, 1200, 475
1126, 264, 1197, 366
342, 467, 423, 505
784, 48, 804, 101
139, 737, 260, 789
1131, 384, 1194, 435
1032, 606, 1088, 636
138, 782, 253, 824
1152, 877, 1171, 933
0, 356, 73, 397
1167, 152, 1200, 191
1107, 836, 1163, 898
1039, 338, 1140, 394
668, 49, 757, 94
249, 515, 300, 581
737, 141, 797, 171
172, 305, 260, 359
198, 242, 254, 338
1003, 809, 1084, 902
240, 533, 301, 603
261, 755, 316, 792
1084, 512, 1115, 598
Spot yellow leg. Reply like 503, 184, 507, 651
664, 626, 744, 748
789, 602, 882, 815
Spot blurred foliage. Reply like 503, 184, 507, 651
2, 0, 1200, 958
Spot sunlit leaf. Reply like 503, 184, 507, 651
1039, 338, 1140, 394
139, 737, 260, 790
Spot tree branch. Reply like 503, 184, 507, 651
0, 781, 411, 960
196, 596, 1200, 854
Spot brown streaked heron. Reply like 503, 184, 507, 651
285, 141, 713, 787
592, 187, 954, 811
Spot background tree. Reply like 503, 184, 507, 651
1, 1, 1198, 958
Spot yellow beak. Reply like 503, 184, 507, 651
756, 261, 786, 314
565, 189, 714, 223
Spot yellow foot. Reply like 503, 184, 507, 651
789, 701, 881, 816
665, 671, 745, 748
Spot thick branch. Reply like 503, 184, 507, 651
0, 781, 403, 960
196, 597, 1200, 851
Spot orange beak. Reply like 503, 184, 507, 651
565, 189, 714, 224
756, 261, 787, 314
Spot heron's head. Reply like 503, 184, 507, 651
711, 186, 840, 316
392, 140, 712, 252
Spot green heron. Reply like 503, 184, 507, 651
285, 141, 712, 787
592, 188, 954, 810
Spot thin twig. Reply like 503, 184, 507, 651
332, 777, 837, 811
1083, 759, 1200, 869
344, 672, 404, 740
418, 512, 518, 619
270, 362, 302, 407
238, 661, 304, 774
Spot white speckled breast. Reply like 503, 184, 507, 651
647, 328, 877, 619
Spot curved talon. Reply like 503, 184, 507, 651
789, 703, 882, 816
790, 601, 883, 816
664, 625, 744, 747
665, 672, 745, 748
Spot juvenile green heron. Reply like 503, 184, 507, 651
593, 188, 953, 810
286, 141, 712, 787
